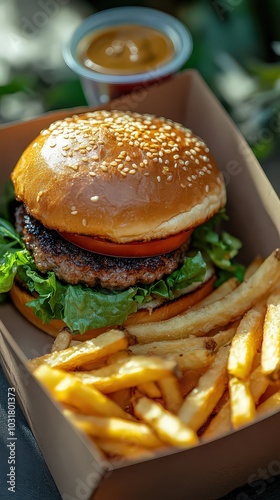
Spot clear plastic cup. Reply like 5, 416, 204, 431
63, 7, 192, 105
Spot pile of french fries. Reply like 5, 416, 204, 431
31, 249, 280, 462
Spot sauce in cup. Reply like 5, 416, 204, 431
63, 7, 192, 105
78, 25, 175, 75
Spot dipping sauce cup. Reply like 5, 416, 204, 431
63, 7, 192, 105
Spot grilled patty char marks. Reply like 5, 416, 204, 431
15, 205, 190, 290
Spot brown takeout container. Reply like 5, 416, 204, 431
0, 70, 279, 500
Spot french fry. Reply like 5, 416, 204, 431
34, 364, 134, 420
95, 437, 154, 460
179, 368, 207, 398
259, 381, 280, 402
228, 306, 265, 379
74, 356, 177, 393
192, 277, 239, 309
244, 256, 263, 280
257, 390, 280, 416
51, 329, 72, 353
177, 349, 215, 371
108, 388, 133, 414
213, 327, 237, 348
130, 336, 217, 356
137, 382, 161, 399
157, 376, 183, 413
134, 397, 198, 448
178, 346, 229, 430
127, 249, 280, 343
64, 409, 163, 449
261, 291, 280, 380
202, 401, 231, 440
229, 377, 256, 429
31, 329, 129, 371
131, 336, 216, 370
106, 350, 131, 365
249, 365, 270, 404
69, 340, 82, 346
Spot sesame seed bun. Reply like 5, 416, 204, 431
11, 110, 226, 243
10, 275, 215, 340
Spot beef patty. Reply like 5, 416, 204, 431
15, 204, 190, 290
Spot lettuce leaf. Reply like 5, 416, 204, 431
63, 286, 137, 333
0, 217, 24, 258
192, 209, 245, 285
135, 252, 207, 303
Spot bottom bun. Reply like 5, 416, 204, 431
9, 276, 215, 340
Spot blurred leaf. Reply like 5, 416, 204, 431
0, 74, 38, 96
251, 138, 276, 161
44, 79, 87, 110
247, 60, 280, 87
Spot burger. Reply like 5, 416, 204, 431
0, 110, 244, 339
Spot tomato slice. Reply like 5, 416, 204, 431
59, 229, 193, 258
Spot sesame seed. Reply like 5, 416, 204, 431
90, 196, 99, 202
129, 169, 136, 174
167, 174, 173, 182
181, 183, 186, 188
157, 176, 161, 182
82, 219, 87, 226
144, 172, 149, 176
100, 165, 108, 172
125, 156, 131, 162
89, 171, 96, 176
205, 185, 209, 192
120, 171, 127, 177
49, 142, 56, 148
36, 191, 42, 202
71, 211, 78, 215
191, 174, 197, 180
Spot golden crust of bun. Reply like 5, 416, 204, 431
9, 277, 214, 340
11, 110, 226, 243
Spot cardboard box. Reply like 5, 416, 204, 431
0, 70, 279, 500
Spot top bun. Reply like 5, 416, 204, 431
11, 110, 226, 243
